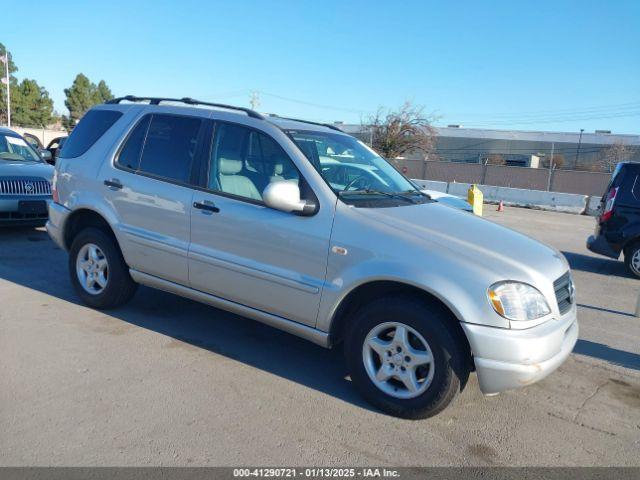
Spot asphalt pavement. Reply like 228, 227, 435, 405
1, 206, 639, 466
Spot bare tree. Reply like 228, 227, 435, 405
599, 142, 631, 173
428, 151, 442, 162
364, 102, 437, 164
542, 154, 565, 169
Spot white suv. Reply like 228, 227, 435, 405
47, 96, 578, 418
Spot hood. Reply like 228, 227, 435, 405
0, 161, 54, 181
421, 189, 450, 199
355, 201, 568, 283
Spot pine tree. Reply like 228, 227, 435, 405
12, 79, 55, 127
62, 74, 114, 131
94, 80, 114, 103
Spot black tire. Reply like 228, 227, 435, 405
344, 294, 469, 419
68, 227, 137, 309
624, 241, 640, 278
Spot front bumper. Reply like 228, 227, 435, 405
45, 201, 71, 250
0, 197, 50, 226
461, 306, 578, 395
587, 234, 620, 260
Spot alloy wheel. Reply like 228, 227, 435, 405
362, 321, 435, 399
76, 243, 109, 295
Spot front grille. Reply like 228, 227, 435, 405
553, 271, 574, 315
0, 178, 51, 196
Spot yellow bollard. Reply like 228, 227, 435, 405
467, 184, 483, 216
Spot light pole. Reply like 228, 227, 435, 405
547, 142, 555, 191
0, 50, 10, 127
575, 128, 584, 166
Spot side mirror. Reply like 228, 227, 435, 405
263, 181, 316, 216
39, 149, 53, 164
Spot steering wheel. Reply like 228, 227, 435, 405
343, 175, 370, 191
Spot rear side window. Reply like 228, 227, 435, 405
632, 175, 640, 202
116, 115, 151, 170
138, 114, 202, 183
59, 109, 123, 158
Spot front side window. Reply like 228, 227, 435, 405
59, 109, 123, 158
0, 134, 42, 163
138, 114, 202, 183
287, 130, 425, 206
208, 123, 299, 202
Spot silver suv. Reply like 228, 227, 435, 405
47, 96, 578, 418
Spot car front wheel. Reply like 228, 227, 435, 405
344, 294, 469, 419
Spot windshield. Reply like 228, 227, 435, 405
287, 130, 420, 198
0, 134, 42, 163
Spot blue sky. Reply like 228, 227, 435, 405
4, 0, 640, 133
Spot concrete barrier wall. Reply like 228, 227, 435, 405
412, 179, 448, 193
412, 179, 598, 215
586, 196, 602, 216
8, 127, 67, 147
480, 185, 588, 214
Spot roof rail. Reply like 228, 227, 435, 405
106, 95, 265, 119
268, 114, 343, 132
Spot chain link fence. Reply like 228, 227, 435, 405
401, 160, 610, 197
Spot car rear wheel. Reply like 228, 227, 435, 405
344, 294, 469, 419
69, 227, 137, 309
624, 242, 640, 278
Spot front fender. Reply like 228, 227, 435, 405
316, 257, 510, 333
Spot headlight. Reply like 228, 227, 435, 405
487, 282, 551, 321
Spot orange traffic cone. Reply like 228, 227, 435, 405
497, 200, 504, 212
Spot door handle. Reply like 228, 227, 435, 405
193, 200, 220, 213
104, 179, 123, 190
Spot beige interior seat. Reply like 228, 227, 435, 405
270, 162, 299, 184
270, 163, 285, 183
218, 157, 262, 200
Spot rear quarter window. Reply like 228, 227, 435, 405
612, 165, 640, 204
116, 115, 151, 170
59, 109, 123, 158
629, 173, 640, 203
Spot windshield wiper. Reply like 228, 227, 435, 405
338, 189, 419, 204
398, 189, 427, 197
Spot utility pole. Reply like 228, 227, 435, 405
0, 50, 10, 127
575, 128, 584, 166
547, 142, 555, 191
249, 91, 260, 111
